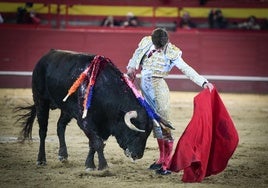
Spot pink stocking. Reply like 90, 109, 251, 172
162, 140, 174, 170
156, 139, 165, 164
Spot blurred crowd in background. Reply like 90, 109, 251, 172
0, 2, 268, 31
100, 9, 268, 30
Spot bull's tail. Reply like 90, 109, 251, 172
14, 105, 36, 140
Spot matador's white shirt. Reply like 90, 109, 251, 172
127, 36, 207, 87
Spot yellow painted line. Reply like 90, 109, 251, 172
155, 7, 179, 17
67, 5, 153, 17
0, 2, 26, 12
180, 8, 210, 17
0, 3, 60, 14
181, 7, 268, 18
1, 3, 268, 18
222, 8, 268, 18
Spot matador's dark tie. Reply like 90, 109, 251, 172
148, 49, 156, 58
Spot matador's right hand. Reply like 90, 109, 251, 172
126, 67, 136, 82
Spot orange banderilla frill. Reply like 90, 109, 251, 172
62, 55, 107, 118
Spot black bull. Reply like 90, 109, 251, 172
16, 49, 153, 170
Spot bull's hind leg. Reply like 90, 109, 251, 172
57, 111, 72, 162
35, 99, 50, 165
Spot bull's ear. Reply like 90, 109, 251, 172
117, 110, 126, 122
124, 111, 145, 132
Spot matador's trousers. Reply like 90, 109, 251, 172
140, 76, 173, 140
141, 76, 174, 170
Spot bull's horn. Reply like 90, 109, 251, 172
124, 111, 145, 133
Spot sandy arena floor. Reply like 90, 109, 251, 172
0, 89, 267, 188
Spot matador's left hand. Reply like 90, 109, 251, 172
204, 82, 214, 92
126, 67, 136, 82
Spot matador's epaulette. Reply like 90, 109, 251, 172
138, 36, 152, 49
165, 43, 181, 60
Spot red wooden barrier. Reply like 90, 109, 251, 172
0, 25, 267, 93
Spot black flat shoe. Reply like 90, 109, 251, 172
155, 168, 171, 175
148, 162, 162, 170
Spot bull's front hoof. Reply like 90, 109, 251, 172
36, 161, 47, 166
58, 155, 68, 162
85, 167, 96, 172
98, 164, 108, 171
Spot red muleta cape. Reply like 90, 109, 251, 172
169, 88, 239, 182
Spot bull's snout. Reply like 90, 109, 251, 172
124, 148, 142, 161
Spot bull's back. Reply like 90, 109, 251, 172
32, 49, 95, 111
